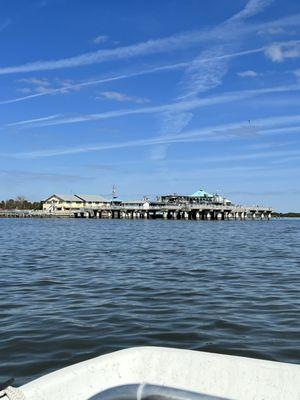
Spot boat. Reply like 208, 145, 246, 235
1, 347, 300, 399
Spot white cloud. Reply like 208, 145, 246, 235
153, 1, 274, 160
178, 0, 274, 100
152, 111, 193, 160
17, 87, 33, 94
179, 46, 231, 98
93, 35, 109, 44
258, 27, 284, 35
15, 76, 79, 96
0, 31, 215, 75
294, 69, 300, 77
229, 0, 274, 21
149, 145, 168, 161
265, 41, 300, 62
238, 70, 258, 77
0, 46, 265, 106
3, 113, 300, 159
8, 114, 61, 127
8, 83, 300, 128
0, 10, 298, 75
18, 77, 51, 86
97, 91, 150, 104
159, 112, 193, 135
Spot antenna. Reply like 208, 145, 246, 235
112, 184, 117, 199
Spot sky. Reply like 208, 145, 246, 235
0, 0, 300, 211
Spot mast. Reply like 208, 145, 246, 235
112, 184, 117, 199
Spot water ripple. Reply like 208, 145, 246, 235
0, 218, 299, 385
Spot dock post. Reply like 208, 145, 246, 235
173, 212, 177, 219
196, 212, 200, 220
163, 211, 168, 219
206, 212, 211, 220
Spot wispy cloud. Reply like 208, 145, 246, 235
16, 76, 79, 95
93, 35, 109, 44
0, 46, 267, 106
0, 30, 217, 75
229, 0, 274, 21
8, 84, 300, 128
8, 114, 61, 127
151, 111, 193, 160
0, 10, 298, 75
294, 69, 300, 78
0, 18, 11, 32
3, 113, 300, 159
97, 91, 150, 104
179, 46, 232, 99
18, 77, 51, 86
194, 148, 300, 163
163, 0, 272, 165
265, 40, 300, 62
257, 26, 284, 35
179, 0, 274, 99
0, 169, 91, 182
238, 70, 258, 77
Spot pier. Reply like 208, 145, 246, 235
74, 204, 272, 220
0, 188, 273, 220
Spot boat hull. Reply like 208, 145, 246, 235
16, 347, 300, 400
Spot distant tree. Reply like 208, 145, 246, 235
0, 196, 43, 210
15, 195, 27, 209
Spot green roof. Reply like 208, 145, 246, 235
191, 189, 213, 198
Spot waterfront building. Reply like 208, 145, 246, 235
122, 198, 150, 209
157, 189, 232, 206
42, 194, 109, 212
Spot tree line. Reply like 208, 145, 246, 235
273, 212, 300, 218
0, 196, 42, 210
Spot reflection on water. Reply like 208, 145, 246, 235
0, 218, 299, 384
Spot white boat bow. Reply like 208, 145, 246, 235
3, 347, 300, 400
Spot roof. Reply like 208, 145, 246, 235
122, 199, 148, 204
44, 194, 80, 202
76, 194, 109, 202
191, 189, 213, 198
110, 197, 123, 202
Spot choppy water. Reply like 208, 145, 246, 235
0, 218, 300, 385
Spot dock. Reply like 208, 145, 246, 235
75, 204, 272, 220
0, 188, 273, 220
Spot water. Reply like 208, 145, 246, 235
0, 218, 299, 385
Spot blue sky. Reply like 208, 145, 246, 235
0, 0, 300, 211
